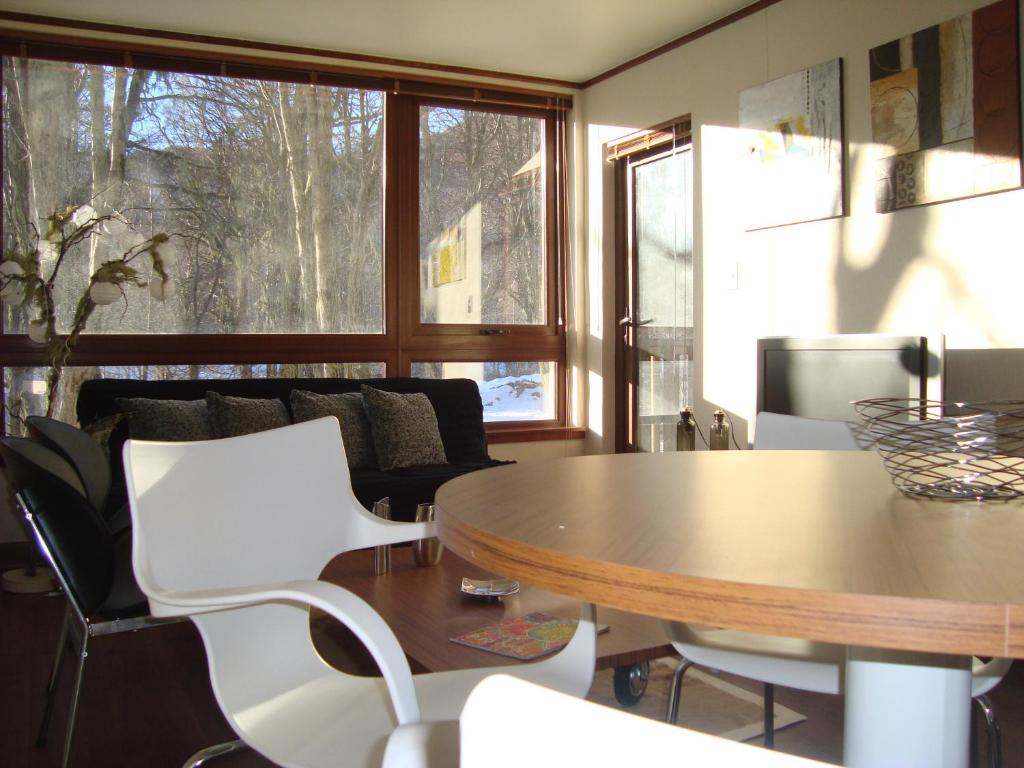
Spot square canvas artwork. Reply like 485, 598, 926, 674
869, 0, 1021, 212
739, 58, 844, 230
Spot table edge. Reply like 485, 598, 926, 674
438, 504, 1017, 659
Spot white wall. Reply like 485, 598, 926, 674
578, 0, 1024, 449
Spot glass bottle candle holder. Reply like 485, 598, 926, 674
413, 503, 444, 566
372, 497, 391, 575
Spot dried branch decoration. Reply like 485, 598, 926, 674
0, 203, 173, 417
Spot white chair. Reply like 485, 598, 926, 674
461, 674, 835, 768
664, 411, 1011, 767
751, 411, 859, 450
124, 416, 596, 768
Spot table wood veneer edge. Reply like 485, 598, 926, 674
438, 507, 1019, 659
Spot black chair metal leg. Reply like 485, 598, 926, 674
665, 658, 694, 724
974, 694, 1002, 768
59, 627, 90, 768
182, 739, 249, 767
763, 682, 775, 748
36, 605, 72, 747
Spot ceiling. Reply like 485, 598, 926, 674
1, 0, 761, 85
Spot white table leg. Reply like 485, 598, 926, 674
844, 646, 972, 768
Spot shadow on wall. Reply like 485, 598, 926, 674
831, 149, 1010, 348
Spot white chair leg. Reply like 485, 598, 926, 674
665, 657, 694, 724
182, 739, 249, 767
974, 694, 1002, 768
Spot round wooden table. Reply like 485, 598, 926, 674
436, 450, 1024, 767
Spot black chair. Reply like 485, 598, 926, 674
26, 415, 130, 535
0, 436, 173, 768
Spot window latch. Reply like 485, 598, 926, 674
479, 329, 511, 336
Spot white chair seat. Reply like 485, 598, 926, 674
414, 652, 593, 723
664, 624, 843, 694
459, 674, 835, 767
752, 412, 859, 450
668, 626, 1007, 699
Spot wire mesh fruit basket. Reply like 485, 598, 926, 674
852, 398, 1024, 500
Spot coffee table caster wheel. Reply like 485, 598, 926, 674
613, 661, 649, 706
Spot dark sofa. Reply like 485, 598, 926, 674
76, 376, 508, 522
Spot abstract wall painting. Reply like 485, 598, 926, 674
869, 0, 1021, 212
739, 58, 844, 230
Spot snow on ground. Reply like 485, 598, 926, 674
478, 374, 552, 421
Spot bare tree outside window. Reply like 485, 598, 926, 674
3, 58, 384, 338
419, 105, 545, 326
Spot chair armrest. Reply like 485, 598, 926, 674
344, 501, 437, 549
152, 579, 421, 724
362, 514, 437, 546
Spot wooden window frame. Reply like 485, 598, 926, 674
0, 32, 573, 441
398, 97, 561, 342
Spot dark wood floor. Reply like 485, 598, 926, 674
1, 542, 1021, 767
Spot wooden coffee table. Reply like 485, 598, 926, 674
317, 545, 673, 700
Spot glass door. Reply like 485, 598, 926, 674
618, 143, 693, 452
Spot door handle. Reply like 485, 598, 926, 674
619, 316, 654, 327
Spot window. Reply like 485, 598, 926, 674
411, 361, 558, 422
4, 58, 384, 337
0, 39, 569, 435
419, 105, 546, 326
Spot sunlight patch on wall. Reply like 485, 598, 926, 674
911, 189, 1024, 348
876, 261, 952, 336
587, 369, 604, 439
700, 123, 842, 424
569, 363, 582, 427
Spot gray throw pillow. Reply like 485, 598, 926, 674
206, 391, 290, 438
290, 390, 377, 469
361, 386, 447, 470
115, 397, 213, 442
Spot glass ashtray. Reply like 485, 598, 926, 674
460, 577, 520, 598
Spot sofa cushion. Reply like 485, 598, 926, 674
115, 397, 213, 442
77, 376, 496, 510
206, 391, 290, 438
290, 390, 376, 469
78, 376, 491, 465
361, 385, 447, 470
373, 378, 490, 464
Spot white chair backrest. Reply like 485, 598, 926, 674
124, 417, 385, 601
460, 675, 832, 767
753, 412, 859, 450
